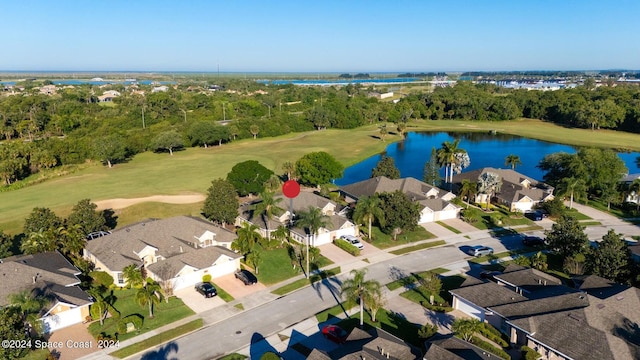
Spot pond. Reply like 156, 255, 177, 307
335, 131, 640, 186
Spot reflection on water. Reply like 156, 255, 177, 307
335, 131, 640, 185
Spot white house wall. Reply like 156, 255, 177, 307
434, 209, 459, 221
171, 259, 240, 290
452, 296, 485, 321
41, 306, 84, 333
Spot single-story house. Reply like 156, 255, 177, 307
98, 90, 121, 102
0, 251, 93, 333
451, 168, 554, 212
84, 216, 242, 290
236, 191, 358, 246
450, 267, 640, 360
307, 327, 422, 360
621, 173, 640, 203
339, 176, 460, 223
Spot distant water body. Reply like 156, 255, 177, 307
0, 80, 175, 86
257, 78, 422, 86
335, 132, 640, 185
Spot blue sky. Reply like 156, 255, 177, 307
1, 0, 638, 72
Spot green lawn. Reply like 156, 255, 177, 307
255, 245, 333, 285
3, 119, 640, 234
88, 289, 195, 342
386, 268, 449, 291
369, 226, 435, 249
109, 319, 203, 359
271, 267, 341, 295
564, 208, 592, 220
436, 221, 461, 234
389, 240, 446, 255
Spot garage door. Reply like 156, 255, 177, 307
42, 306, 83, 333
454, 297, 485, 321
435, 209, 458, 221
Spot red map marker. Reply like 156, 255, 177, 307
282, 180, 301, 198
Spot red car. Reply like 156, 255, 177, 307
322, 325, 348, 343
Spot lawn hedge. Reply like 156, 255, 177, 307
479, 323, 509, 348
470, 335, 511, 359
521, 346, 542, 360
333, 238, 360, 256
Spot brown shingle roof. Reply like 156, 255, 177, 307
451, 168, 553, 204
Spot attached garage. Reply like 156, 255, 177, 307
41, 304, 86, 333
452, 296, 486, 321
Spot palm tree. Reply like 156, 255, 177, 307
437, 139, 464, 185
123, 264, 144, 288
378, 124, 388, 141
504, 154, 522, 170
478, 172, 502, 210
353, 196, 386, 241
88, 288, 118, 325
340, 269, 383, 327
252, 191, 284, 240
296, 206, 332, 247
9, 290, 45, 335
557, 177, 587, 209
233, 222, 262, 256
136, 279, 164, 318
459, 179, 478, 208
282, 161, 295, 180
21, 228, 57, 254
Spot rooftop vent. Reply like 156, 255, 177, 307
616, 296, 625, 301
568, 313, 581, 322
597, 304, 605, 309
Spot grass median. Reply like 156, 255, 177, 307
271, 267, 341, 296
389, 240, 445, 255
109, 319, 203, 359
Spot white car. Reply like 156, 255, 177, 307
467, 245, 494, 257
340, 235, 364, 249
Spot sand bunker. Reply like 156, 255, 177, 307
94, 194, 206, 210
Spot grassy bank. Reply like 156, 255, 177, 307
2, 119, 640, 233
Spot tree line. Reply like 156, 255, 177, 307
2, 79, 640, 189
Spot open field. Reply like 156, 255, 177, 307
2, 119, 640, 234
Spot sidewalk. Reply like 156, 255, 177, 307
77, 222, 518, 360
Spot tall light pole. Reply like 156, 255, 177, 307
142, 105, 146, 129
180, 108, 186, 122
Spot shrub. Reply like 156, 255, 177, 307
470, 335, 511, 359
202, 274, 212, 283
89, 271, 114, 288
333, 238, 360, 256
479, 323, 509, 348
420, 300, 453, 313
521, 346, 541, 360
117, 314, 144, 334
418, 323, 438, 339
260, 352, 281, 360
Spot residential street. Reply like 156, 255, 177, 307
78, 205, 640, 360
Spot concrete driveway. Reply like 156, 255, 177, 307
319, 239, 382, 265
421, 222, 457, 238
214, 272, 267, 299
175, 286, 225, 314
47, 323, 97, 360
440, 218, 479, 234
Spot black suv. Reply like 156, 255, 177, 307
195, 282, 217, 298
235, 269, 258, 285
522, 236, 546, 247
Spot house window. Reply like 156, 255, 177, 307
117, 273, 124, 284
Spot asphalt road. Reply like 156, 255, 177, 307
129, 235, 522, 360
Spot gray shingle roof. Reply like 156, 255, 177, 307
429, 335, 503, 359
85, 216, 237, 272
450, 281, 526, 308
146, 245, 241, 279
0, 252, 90, 308
340, 176, 449, 201
423, 342, 465, 360
451, 168, 553, 204
490, 292, 589, 320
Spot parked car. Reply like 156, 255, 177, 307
340, 234, 364, 249
522, 235, 546, 247
195, 282, 217, 298
480, 270, 502, 282
235, 269, 258, 285
525, 211, 543, 221
322, 325, 348, 343
467, 245, 494, 257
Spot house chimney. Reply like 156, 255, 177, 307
180, 246, 183, 253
